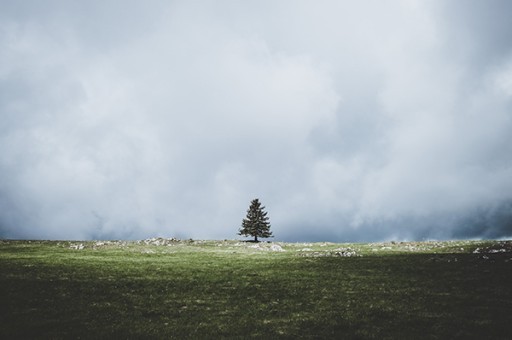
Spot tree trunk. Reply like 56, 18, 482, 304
254, 235, 258, 242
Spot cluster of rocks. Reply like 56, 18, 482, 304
136, 237, 180, 246
473, 243, 511, 254
472, 245, 511, 262
69, 243, 85, 250
488, 249, 508, 253
93, 240, 129, 248
298, 247, 360, 257
368, 240, 479, 253
247, 243, 286, 252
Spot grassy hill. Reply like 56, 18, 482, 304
1, 238, 511, 339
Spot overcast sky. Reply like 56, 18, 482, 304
1, 0, 512, 242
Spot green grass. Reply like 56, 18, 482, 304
1, 239, 511, 339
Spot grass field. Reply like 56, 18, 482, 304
1, 238, 511, 339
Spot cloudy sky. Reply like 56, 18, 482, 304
1, 0, 512, 242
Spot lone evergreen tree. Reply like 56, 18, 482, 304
239, 198, 273, 242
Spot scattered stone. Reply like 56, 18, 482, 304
332, 247, 359, 257
298, 247, 360, 257
270, 244, 285, 252
488, 249, 506, 253
137, 237, 180, 246
70, 243, 84, 250
472, 245, 511, 255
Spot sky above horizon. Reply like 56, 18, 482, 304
1, 0, 512, 242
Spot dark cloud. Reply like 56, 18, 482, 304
1, 1, 511, 241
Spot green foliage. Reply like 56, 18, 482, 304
1, 239, 512, 339
239, 198, 273, 242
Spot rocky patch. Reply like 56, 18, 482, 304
298, 247, 360, 257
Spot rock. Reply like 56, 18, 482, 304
69, 243, 84, 250
139, 237, 180, 246
489, 249, 506, 253
270, 244, 285, 252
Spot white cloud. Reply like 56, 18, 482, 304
1, 0, 512, 241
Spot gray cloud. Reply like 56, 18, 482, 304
1, 0, 512, 241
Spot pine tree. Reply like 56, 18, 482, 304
239, 198, 273, 242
